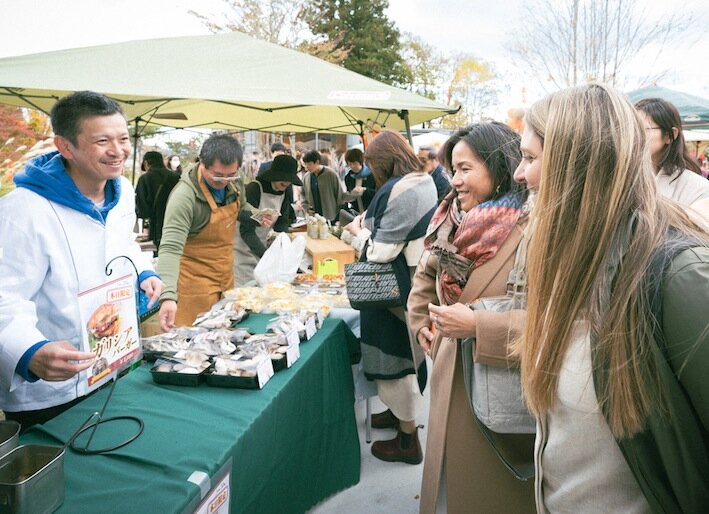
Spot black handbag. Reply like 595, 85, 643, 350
344, 251, 410, 310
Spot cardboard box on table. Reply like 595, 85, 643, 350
290, 233, 355, 275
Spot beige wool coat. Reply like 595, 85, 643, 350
407, 223, 535, 514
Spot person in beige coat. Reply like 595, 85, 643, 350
407, 122, 535, 513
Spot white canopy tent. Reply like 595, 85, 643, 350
0, 31, 457, 139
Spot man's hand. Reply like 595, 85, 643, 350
140, 276, 164, 308
159, 300, 177, 332
28, 341, 96, 381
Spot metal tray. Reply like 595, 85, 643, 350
0, 421, 20, 459
0, 444, 64, 514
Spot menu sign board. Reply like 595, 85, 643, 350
78, 273, 141, 392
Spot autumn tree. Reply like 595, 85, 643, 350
190, 0, 349, 65
0, 106, 50, 165
190, 0, 310, 47
399, 33, 448, 101
510, 0, 689, 89
0, 106, 52, 195
164, 136, 205, 163
441, 55, 500, 128
304, 0, 409, 85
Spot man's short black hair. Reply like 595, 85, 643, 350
345, 148, 364, 166
50, 91, 125, 146
199, 133, 243, 168
270, 142, 287, 153
302, 150, 321, 164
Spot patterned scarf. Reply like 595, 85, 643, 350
425, 190, 524, 305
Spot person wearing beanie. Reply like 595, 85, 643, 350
233, 154, 300, 286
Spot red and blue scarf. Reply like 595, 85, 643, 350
425, 190, 524, 305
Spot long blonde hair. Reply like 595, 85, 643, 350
524, 94, 551, 143
518, 84, 708, 438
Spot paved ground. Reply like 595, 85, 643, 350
309, 363, 431, 514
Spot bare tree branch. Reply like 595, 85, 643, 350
508, 0, 692, 91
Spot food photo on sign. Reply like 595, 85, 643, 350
79, 273, 141, 391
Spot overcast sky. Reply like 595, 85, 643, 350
2, 0, 707, 117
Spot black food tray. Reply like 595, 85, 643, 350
204, 370, 259, 389
150, 366, 205, 387
271, 355, 287, 372
143, 350, 177, 363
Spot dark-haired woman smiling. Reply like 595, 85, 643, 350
408, 122, 534, 513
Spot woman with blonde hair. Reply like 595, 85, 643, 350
518, 83, 709, 512
514, 96, 551, 190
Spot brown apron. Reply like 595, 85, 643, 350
175, 173, 239, 325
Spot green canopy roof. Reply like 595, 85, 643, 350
627, 86, 709, 130
0, 31, 457, 135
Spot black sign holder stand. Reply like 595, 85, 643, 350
66, 255, 145, 455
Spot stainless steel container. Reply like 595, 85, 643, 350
0, 444, 64, 514
0, 422, 19, 459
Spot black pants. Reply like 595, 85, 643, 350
5, 396, 85, 434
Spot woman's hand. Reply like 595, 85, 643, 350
345, 214, 363, 236
260, 214, 275, 229
428, 302, 476, 339
417, 326, 434, 354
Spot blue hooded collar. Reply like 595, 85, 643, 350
13, 151, 121, 224
353, 164, 372, 178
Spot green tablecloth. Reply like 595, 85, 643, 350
21, 317, 361, 514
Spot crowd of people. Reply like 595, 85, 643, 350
0, 84, 707, 513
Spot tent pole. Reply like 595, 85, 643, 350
358, 122, 366, 150
401, 110, 413, 146
131, 117, 139, 185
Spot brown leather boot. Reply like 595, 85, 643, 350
371, 427, 423, 465
371, 409, 399, 430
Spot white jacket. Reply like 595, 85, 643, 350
0, 176, 152, 412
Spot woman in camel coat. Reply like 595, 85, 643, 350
407, 122, 535, 513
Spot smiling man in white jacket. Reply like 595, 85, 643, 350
0, 91, 163, 432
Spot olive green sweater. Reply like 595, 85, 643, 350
157, 166, 245, 303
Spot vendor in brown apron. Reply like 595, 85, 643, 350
156, 133, 243, 332
176, 175, 239, 325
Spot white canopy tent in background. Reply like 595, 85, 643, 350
683, 130, 709, 142
411, 131, 451, 151
0, 31, 457, 138
0, 31, 459, 181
